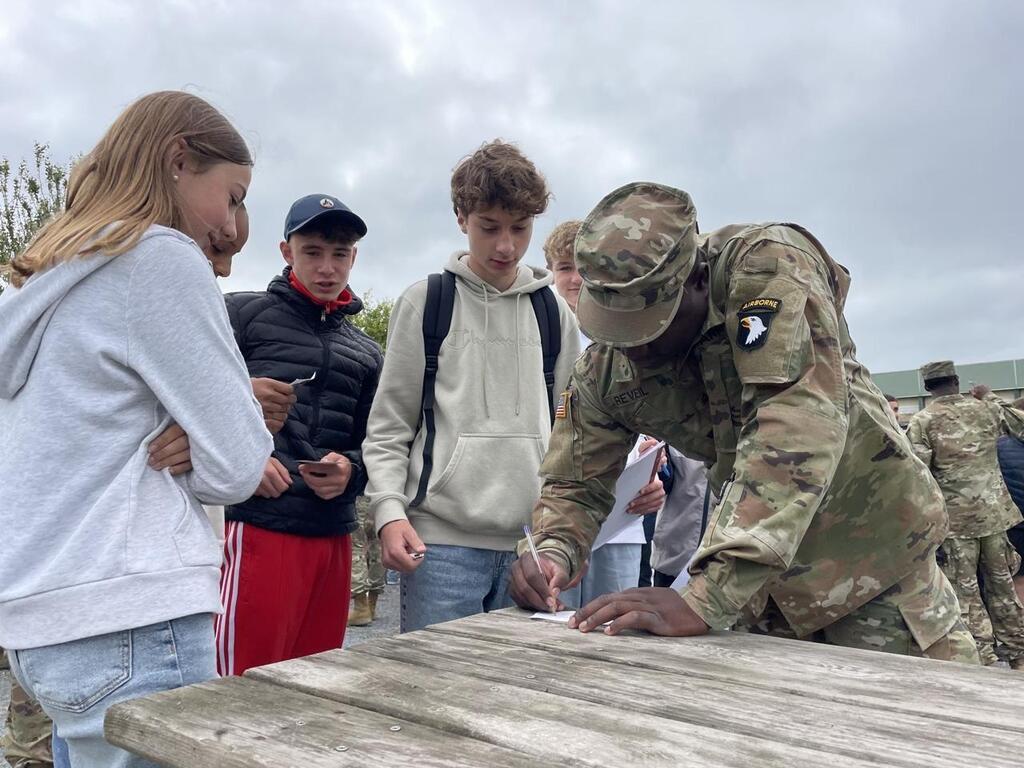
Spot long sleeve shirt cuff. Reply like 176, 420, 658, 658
373, 497, 409, 535
515, 537, 575, 577
338, 450, 365, 499
680, 573, 745, 631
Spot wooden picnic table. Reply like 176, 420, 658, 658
106, 607, 1024, 767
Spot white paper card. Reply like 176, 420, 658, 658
590, 441, 665, 552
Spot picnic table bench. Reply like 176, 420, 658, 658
105, 607, 1024, 767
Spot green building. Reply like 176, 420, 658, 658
872, 358, 1024, 415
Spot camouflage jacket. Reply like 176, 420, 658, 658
907, 394, 1024, 538
526, 223, 948, 639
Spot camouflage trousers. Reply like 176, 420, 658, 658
737, 557, 980, 664
351, 497, 384, 596
939, 532, 1024, 665
1, 650, 53, 768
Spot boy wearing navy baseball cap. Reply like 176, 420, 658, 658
216, 194, 382, 675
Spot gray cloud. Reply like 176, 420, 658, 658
2, 0, 1020, 373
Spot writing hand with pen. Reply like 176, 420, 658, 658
507, 541, 581, 614
510, 547, 708, 637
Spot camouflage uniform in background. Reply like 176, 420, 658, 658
1, 650, 53, 768
524, 182, 977, 662
350, 496, 385, 595
907, 367, 1024, 667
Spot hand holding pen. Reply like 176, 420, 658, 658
510, 524, 569, 613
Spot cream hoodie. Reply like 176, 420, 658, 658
364, 252, 579, 550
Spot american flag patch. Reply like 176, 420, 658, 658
555, 390, 570, 419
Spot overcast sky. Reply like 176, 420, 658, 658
2, 0, 1020, 373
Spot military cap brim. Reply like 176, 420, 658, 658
577, 281, 687, 347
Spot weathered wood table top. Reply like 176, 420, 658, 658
106, 608, 1024, 767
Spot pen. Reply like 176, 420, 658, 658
523, 524, 555, 613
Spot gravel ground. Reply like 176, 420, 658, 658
343, 581, 401, 648
0, 584, 399, 767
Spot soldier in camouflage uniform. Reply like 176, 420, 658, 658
509, 182, 977, 662
348, 496, 385, 626
907, 362, 1024, 668
1, 650, 53, 768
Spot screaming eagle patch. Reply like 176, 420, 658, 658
736, 297, 781, 350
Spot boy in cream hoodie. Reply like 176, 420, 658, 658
363, 140, 579, 632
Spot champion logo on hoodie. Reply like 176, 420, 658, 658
446, 328, 542, 350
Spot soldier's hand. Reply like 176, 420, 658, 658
252, 377, 297, 434
569, 587, 709, 637
380, 519, 427, 572
509, 553, 570, 613
970, 384, 992, 400
148, 423, 192, 475
626, 476, 666, 515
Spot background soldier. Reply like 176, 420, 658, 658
509, 182, 976, 662
908, 362, 1024, 668
2, 650, 53, 768
349, 496, 385, 626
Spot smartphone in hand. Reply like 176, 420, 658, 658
297, 460, 342, 478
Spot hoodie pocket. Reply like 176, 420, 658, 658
171, 480, 223, 568
426, 433, 545, 532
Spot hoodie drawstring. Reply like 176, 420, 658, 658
514, 293, 522, 416
481, 287, 491, 418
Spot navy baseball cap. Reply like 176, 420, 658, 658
283, 194, 367, 240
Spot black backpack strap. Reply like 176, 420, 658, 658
411, 272, 456, 508
529, 286, 561, 424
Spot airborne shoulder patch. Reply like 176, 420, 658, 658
736, 297, 782, 350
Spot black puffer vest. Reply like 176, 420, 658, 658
224, 268, 382, 536
999, 435, 1024, 519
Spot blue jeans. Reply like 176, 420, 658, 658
52, 730, 71, 768
8, 613, 216, 768
400, 545, 516, 632
560, 543, 643, 610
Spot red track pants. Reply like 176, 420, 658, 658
216, 521, 351, 676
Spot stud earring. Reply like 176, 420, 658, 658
172, 174, 179, 182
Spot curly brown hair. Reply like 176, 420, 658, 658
450, 139, 550, 217
542, 219, 582, 268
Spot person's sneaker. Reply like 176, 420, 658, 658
348, 593, 373, 627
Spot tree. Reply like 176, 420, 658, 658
0, 143, 72, 294
350, 290, 394, 353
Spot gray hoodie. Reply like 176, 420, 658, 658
0, 225, 272, 650
364, 252, 580, 551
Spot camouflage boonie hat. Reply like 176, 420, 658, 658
920, 360, 957, 382
575, 182, 697, 347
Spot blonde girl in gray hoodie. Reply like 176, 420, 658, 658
0, 91, 272, 767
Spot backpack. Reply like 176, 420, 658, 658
410, 271, 560, 508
